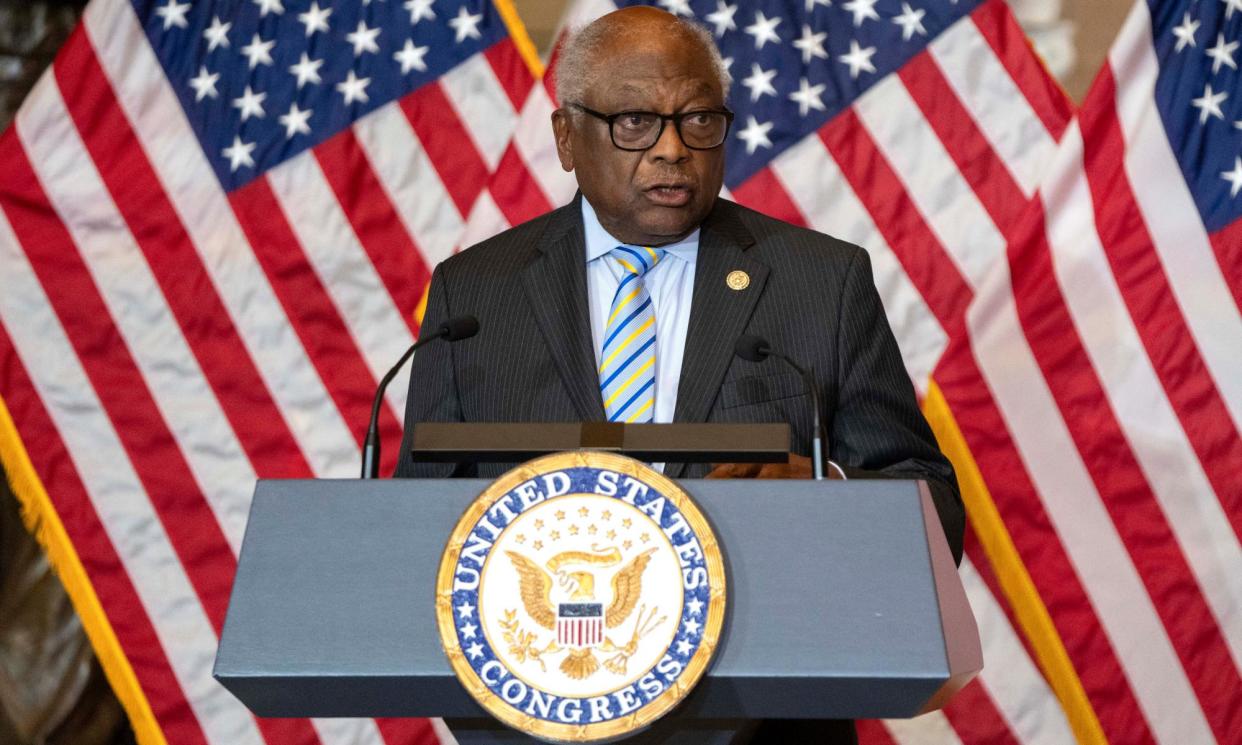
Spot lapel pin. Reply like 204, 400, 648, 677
726, 270, 750, 291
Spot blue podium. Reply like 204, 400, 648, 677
213, 475, 980, 743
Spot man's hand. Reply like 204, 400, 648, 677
705, 453, 815, 479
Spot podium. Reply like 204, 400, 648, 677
214, 473, 981, 743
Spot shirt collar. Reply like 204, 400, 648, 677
581, 196, 699, 266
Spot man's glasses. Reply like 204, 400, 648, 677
570, 104, 734, 151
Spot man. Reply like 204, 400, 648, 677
395, 5, 961, 553
396, 7, 963, 741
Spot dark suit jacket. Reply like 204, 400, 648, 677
395, 195, 964, 561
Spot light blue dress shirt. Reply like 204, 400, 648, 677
582, 198, 698, 426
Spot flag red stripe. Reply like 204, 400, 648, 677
373, 717, 438, 745
941, 679, 1022, 745
3, 135, 325, 745
229, 177, 401, 458
1083, 67, 1242, 541
53, 33, 313, 481
970, 0, 1072, 141
314, 128, 429, 334
543, 44, 564, 103
484, 38, 534, 112
400, 82, 490, 218
1209, 220, 1242, 313
821, 110, 973, 331
855, 719, 899, 745
1009, 208, 1241, 741
489, 144, 555, 227
898, 51, 1028, 239
731, 165, 809, 228
0, 323, 212, 745
933, 339, 1158, 744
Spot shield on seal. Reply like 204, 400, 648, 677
557, 602, 603, 648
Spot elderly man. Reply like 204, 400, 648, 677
395, 5, 961, 535
396, 8, 962, 737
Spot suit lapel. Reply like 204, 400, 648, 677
667, 201, 767, 478
521, 197, 607, 422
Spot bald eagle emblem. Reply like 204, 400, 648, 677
502, 546, 666, 680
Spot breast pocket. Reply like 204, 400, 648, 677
719, 371, 807, 409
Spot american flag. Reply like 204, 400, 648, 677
0, 0, 536, 743
930, 0, 1242, 743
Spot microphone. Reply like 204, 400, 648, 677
361, 315, 479, 478
733, 334, 828, 480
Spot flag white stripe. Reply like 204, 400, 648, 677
769, 135, 946, 391
961, 559, 1075, 745
459, 188, 511, 252
967, 226, 1215, 744
353, 104, 464, 268
1044, 126, 1242, 668
265, 152, 416, 419
15, 76, 252, 554
83, 0, 360, 477
430, 718, 458, 745
512, 89, 577, 207
854, 75, 1006, 291
307, 719, 386, 745
0, 208, 266, 745
1111, 2, 1242, 432
441, 55, 517, 172
929, 18, 1055, 196
883, 710, 966, 745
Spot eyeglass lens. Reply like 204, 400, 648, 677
611, 112, 729, 150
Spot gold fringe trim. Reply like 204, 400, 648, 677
0, 393, 167, 745
923, 379, 1107, 744
492, 0, 545, 78
413, 279, 431, 327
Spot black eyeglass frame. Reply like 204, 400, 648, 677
569, 103, 735, 151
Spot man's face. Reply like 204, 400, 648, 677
552, 31, 726, 247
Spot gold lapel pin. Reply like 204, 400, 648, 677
726, 270, 750, 291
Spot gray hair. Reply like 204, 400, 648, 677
555, 15, 731, 108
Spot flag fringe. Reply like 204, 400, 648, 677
492, 0, 545, 78
922, 379, 1107, 745
0, 393, 168, 745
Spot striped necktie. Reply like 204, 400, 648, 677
599, 245, 666, 423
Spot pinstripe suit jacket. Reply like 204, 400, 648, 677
395, 195, 964, 560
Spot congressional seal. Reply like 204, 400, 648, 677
435, 452, 726, 743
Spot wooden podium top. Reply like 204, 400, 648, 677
407, 422, 790, 463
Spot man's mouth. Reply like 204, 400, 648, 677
643, 182, 693, 207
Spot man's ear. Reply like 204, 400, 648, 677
551, 109, 575, 173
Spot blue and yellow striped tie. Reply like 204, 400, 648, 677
599, 246, 665, 423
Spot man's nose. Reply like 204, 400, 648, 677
647, 119, 689, 163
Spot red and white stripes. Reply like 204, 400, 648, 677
931, 2, 1242, 744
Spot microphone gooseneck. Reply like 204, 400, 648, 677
361, 314, 479, 478
732, 334, 827, 480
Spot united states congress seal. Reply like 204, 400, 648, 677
436, 452, 726, 743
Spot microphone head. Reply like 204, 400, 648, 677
734, 334, 770, 362
439, 315, 480, 342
